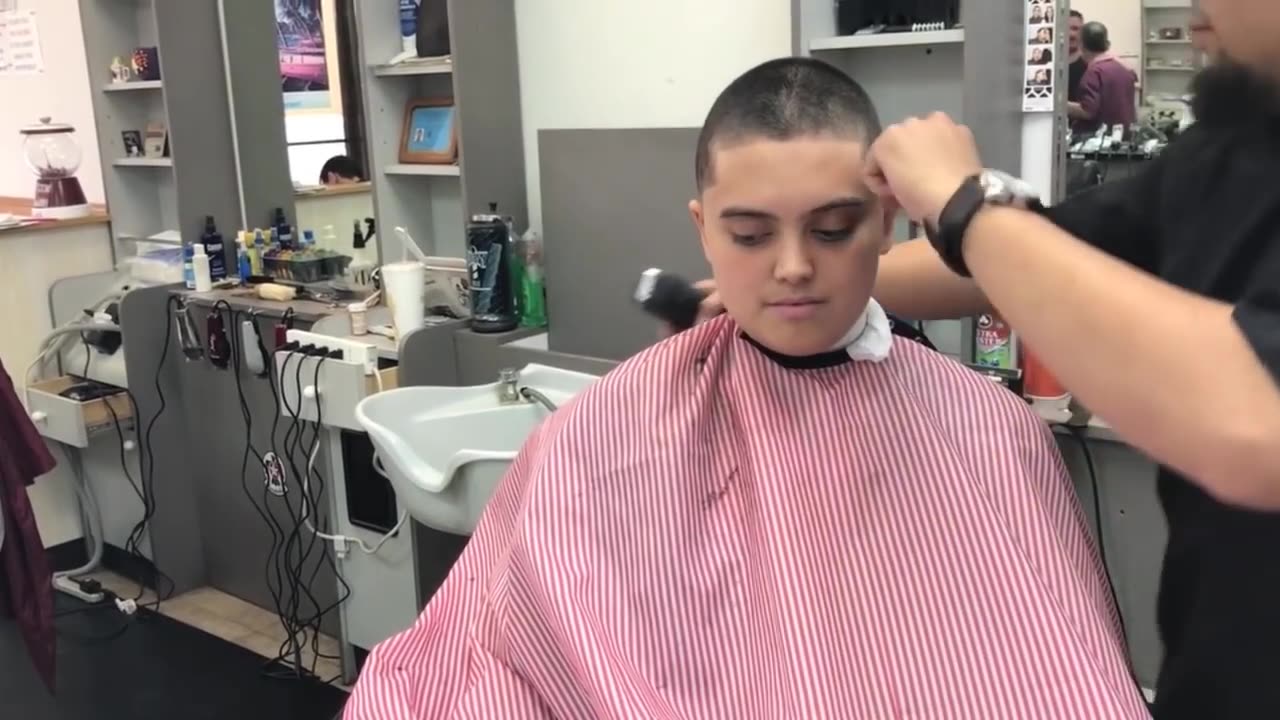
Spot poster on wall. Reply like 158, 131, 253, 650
276, 0, 334, 111
0, 9, 44, 75
1022, 0, 1055, 112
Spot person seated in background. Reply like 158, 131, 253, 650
1070, 21, 1138, 135
319, 155, 362, 185
343, 58, 1149, 719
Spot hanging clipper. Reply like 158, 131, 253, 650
207, 312, 231, 369
241, 311, 269, 377
175, 301, 205, 361
274, 307, 295, 351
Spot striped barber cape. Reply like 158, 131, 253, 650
344, 314, 1149, 720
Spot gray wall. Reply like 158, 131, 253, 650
541, 128, 708, 361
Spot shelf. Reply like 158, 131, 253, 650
113, 157, 173, 167
384, 164, 460, 177
103, 80, 162, 92
810, 29, 964, 52
373, 62, 452, 77
1146, 66, 1196, 73
1146, 39, 1191, 45
1143, 0, 1193, 8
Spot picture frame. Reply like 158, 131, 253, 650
121, 130, 143, 158
143, 121, 169, 158
399, 98, 458, 165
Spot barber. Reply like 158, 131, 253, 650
679, 5, 1280, 718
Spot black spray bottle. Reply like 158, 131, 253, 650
201, 216, 227, 282
466, 202, 517, 333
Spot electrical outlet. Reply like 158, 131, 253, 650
263, 452, 287, 497
284, 329, 377, 375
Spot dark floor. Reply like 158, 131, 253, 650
0, 595, 348, 720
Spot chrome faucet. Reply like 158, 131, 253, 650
497, 368, 521, 404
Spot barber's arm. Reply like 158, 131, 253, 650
867, 113, 1280, 510
874, 166, 1158, 321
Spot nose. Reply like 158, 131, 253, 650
773, 234, 814, 286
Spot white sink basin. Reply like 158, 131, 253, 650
355, 364, 599, 535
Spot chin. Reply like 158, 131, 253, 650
747, 324, 843, 357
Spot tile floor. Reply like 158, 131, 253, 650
84, 570, 346, 687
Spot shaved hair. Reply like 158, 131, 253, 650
694, 57, 881, 193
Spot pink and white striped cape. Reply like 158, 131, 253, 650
345, 315, 1150, 719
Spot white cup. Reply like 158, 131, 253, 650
382, 261, 426, 340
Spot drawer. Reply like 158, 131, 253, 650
25, 376, 134, 448
275, 353, 399, 432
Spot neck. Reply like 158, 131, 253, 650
1069, 49, 1081, 62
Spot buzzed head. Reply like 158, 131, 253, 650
694, 57, 881, 193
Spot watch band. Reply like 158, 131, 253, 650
924, 174, 986, 278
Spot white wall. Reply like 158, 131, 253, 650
0, 0, 104, 203
514, 0, 792, 231
1071, 0, 1142, 69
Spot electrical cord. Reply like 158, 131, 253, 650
1067, 426, 1144, 698
244, 323, 349, 681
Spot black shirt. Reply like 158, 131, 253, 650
1042, 65, 1280, 720
1068, 56, 1088, 102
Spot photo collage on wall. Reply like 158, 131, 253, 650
1023, 0, 1056, 111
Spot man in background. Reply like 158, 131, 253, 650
1067, 9, 1087, 102
1070, 21, 1138, 134
319, 155, 362, 185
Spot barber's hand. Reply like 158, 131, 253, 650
864, 112, 983, 227
657, 279, 724, 339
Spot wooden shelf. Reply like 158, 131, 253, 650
113, 157, 173, 167
810, 29, 964, 52
103, 80, 163, 92
373, 62, 452, 77
384, 164, 461, 177
1146, 65, 1196, 73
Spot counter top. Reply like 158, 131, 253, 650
294, 182, 372, 198
178, 286, 344, 323
0, 196, 109, 236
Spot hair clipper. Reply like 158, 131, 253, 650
633, 268, 707, 332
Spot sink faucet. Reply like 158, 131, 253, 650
497, 368, 521, 404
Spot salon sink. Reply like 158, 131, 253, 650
354, 364, 599, 535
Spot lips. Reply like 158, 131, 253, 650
766, 298, 825, 320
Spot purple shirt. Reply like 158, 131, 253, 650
1074, 56, 1137, 134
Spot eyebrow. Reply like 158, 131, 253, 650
719, 197, 867, 220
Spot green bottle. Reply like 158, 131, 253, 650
519, 229, 548, 328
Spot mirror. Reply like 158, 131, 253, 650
1059, 0, 1197, 198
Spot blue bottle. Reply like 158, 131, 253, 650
183, 244, 196, 289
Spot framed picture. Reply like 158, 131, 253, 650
144, 121, 169, 158
121, 130, 143, 158
399, 98, 458, 164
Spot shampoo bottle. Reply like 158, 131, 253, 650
519, 229, 548, 328
183, 243, 196, 290
201, 216, 227, 282
192, 243, 212, 292
399, 0, 419, 54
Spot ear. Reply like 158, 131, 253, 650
689, 198, 709, 257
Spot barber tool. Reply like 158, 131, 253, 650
175, 302, 205, 361
274, 308, 295, 350
206, 313, 231, 369
241, 317, 268, 376
82, 303, 123, 354
633, 268, 707, 332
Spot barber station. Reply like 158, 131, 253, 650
6, 0, 1271, 718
